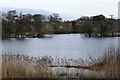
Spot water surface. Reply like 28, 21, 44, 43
2, 34, 118, 59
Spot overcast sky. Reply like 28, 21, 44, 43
0, 0, 119, 19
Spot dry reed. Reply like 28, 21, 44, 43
2, 46, 120, 78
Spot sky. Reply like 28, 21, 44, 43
0, 0, 120, 19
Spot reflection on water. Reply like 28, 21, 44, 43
2, 34, 118, 59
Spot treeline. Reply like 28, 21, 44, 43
1, 10, 120, 38
76, 15, 120, 37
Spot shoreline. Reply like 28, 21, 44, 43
2, 46, 120, 78
2, 33, 120, 40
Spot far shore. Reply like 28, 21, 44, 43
2, 32, 120, 40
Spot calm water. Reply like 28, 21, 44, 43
2, 34, 118, 59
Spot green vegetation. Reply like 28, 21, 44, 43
1, 10, 120, 39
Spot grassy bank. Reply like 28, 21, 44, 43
2, 47, 120, 78
89, 46, 120, 78
2, 54, 55, 78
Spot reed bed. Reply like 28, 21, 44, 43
91, 46, 120, 78
2, 46, 120, 78
2, 54, 55, 78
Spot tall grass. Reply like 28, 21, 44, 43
100, 46, 120, 78
2, 54, 55, 78
0, 55, 2, 79
2, 46, 120, 78
89, 46, 120, 78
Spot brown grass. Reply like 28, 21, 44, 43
0, 56, 2, 79
2, 46, 120, 78
88, 46, 120, 78
2, 54, 55, 78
